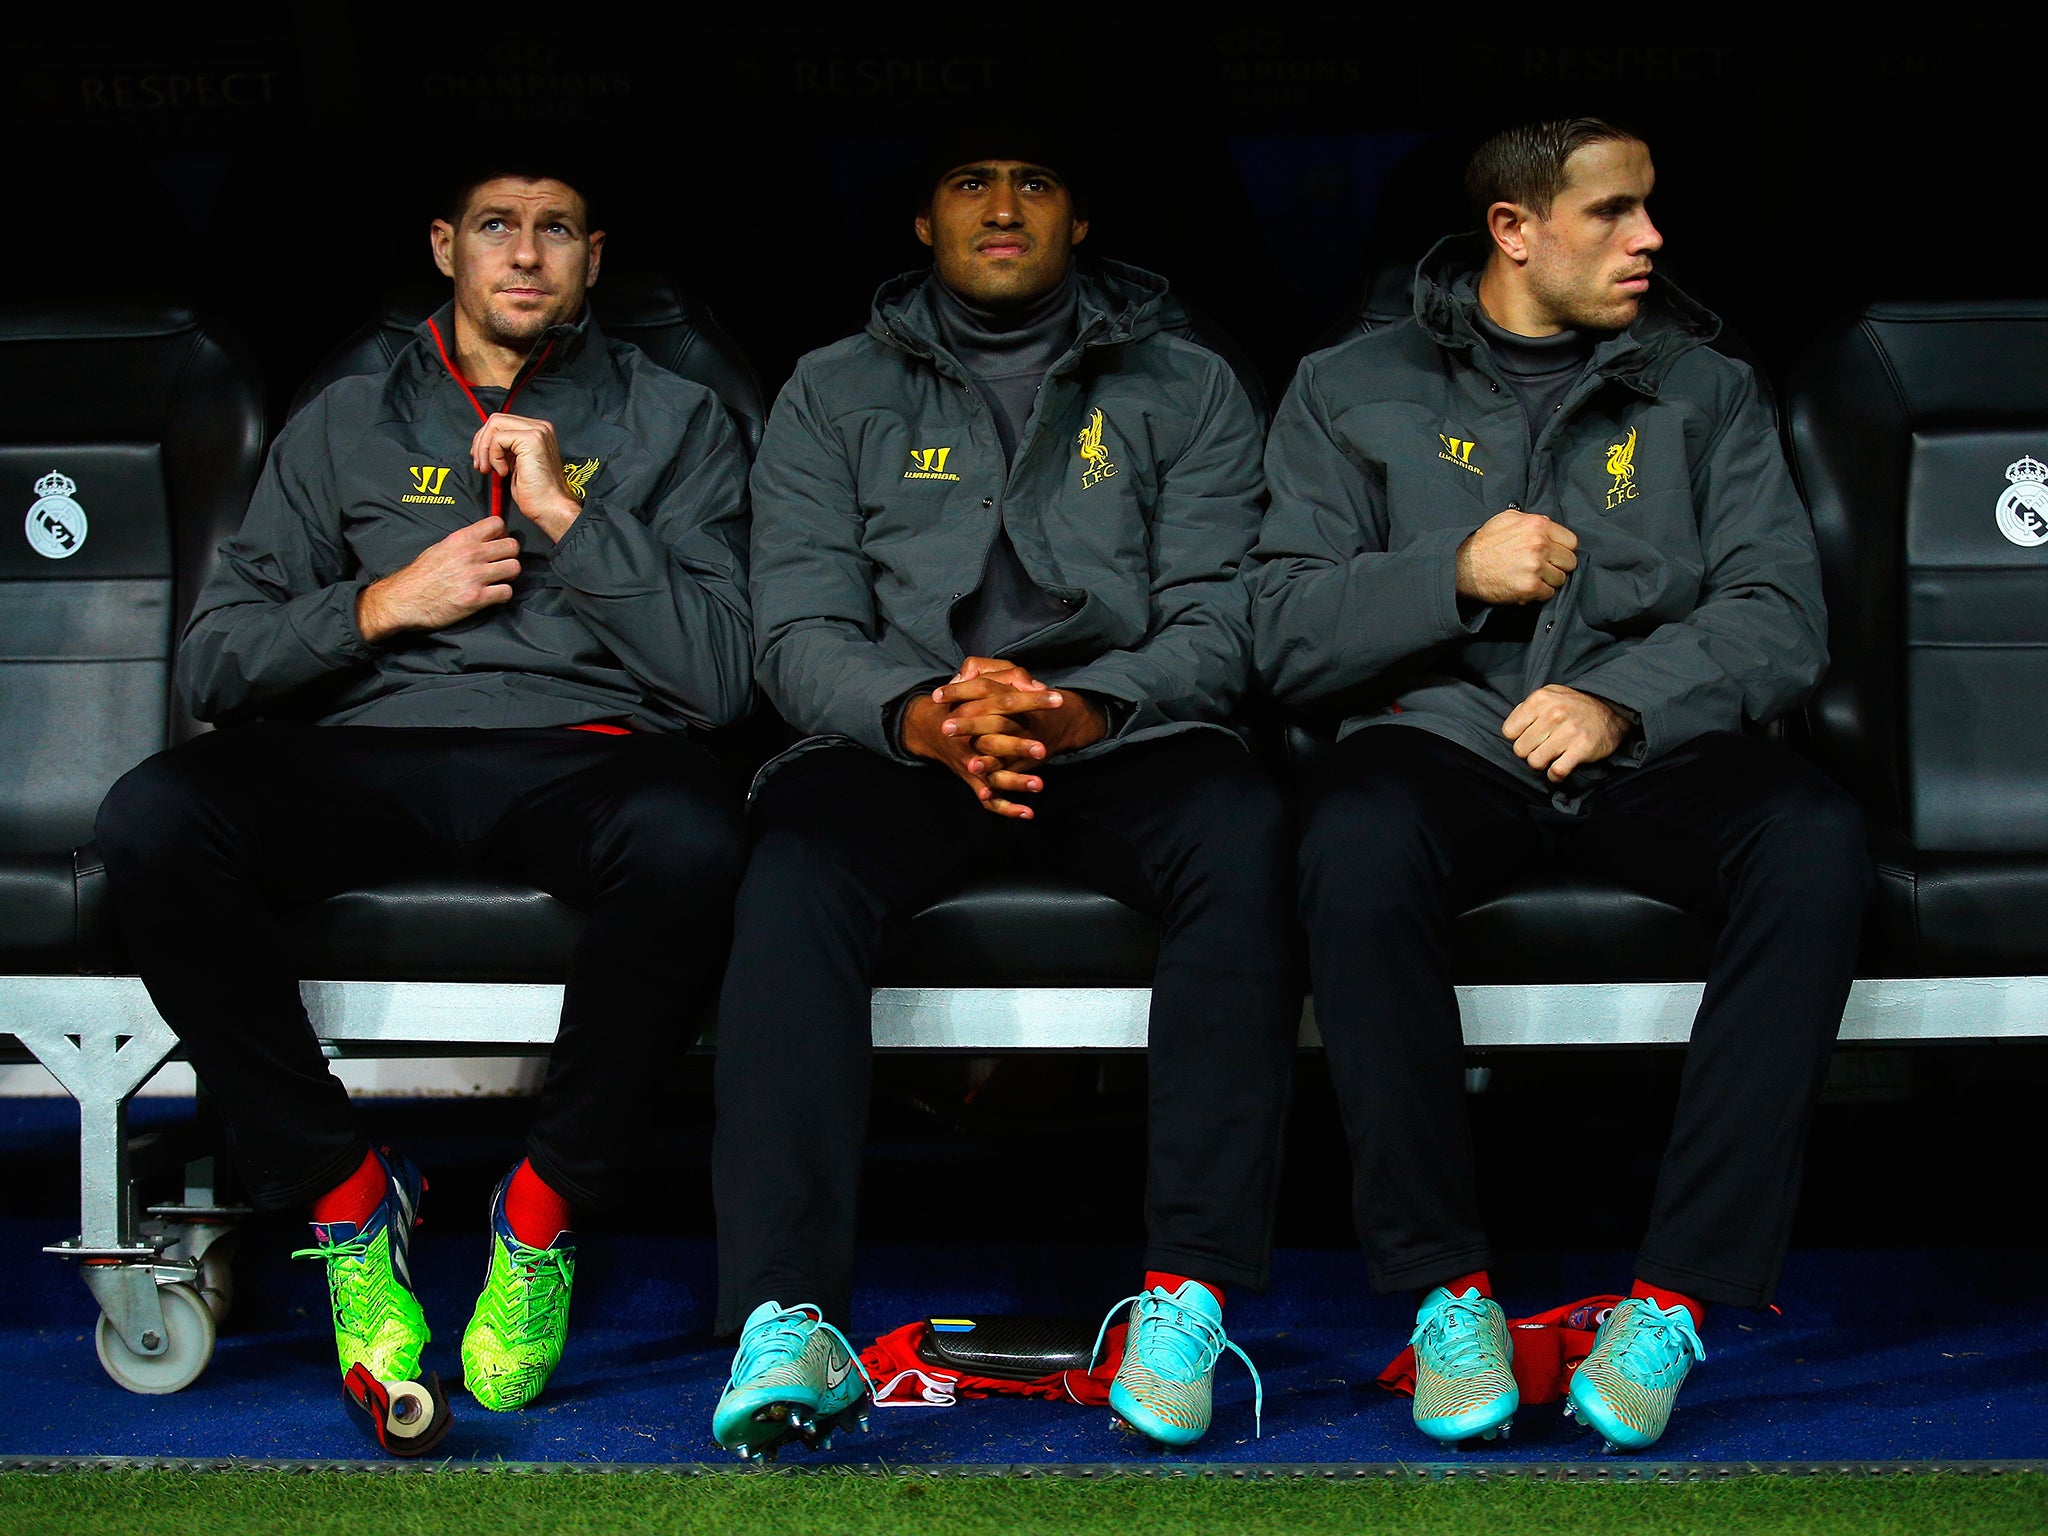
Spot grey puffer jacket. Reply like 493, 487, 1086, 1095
179, 304, 753, 733
747, 259, 1266, 775
1251, 234, 1826, 803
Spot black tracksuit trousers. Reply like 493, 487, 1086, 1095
95, 724, 745, 1214
1298, 726, 1870, 1309
711, 735, 1299, 1334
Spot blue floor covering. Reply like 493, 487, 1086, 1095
4, 1095, 2046, 1465
5, 1219, 2045, 1465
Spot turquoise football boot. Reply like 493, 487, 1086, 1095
1566, 1296, 1705, 1452
1095, 1280, 1262, 1447
712, 1301, 874, 1461
1409, 1285, 1518, 1444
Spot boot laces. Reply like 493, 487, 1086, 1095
1610, 1299, 1707, 1377
726, 1304, 878, 1400
1091, 1288, 1264, 1437
1411, 1290, 1502, 1378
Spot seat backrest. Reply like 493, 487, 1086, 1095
1153, 293, 1272, 428
1788, 301, 2048, 849
288, 272, 768, 457
0, 303, 264, 852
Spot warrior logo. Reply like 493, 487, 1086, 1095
1996, 455, 2048, 548
905, 446, 960, 481
1078, 409, 1118, 490
402, 466, 457, 506
562, 457, 602, 500
1604, 428, 1639, 509
25, 471, 87, 559
1437, 434, 1483, 475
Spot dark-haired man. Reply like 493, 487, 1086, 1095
707, 131, 1294, 1458
1253, 119, 1869, 1452
97, 167, 753, 1414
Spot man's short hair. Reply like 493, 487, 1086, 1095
1463, 117, 1640, 222
439, 160, 604, 231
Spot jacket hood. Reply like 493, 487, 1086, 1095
1411, 232, 1721, 395
868, 257, 1172, 359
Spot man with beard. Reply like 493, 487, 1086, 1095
708, 126, 1294, 1457
97, 163, 752, 1416
1253, 118, 1869, 1452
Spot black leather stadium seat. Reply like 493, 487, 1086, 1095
0, 303, 265, 971
1790, 301, 2048, 974
289, 273, 768, 456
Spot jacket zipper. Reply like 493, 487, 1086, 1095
425, 316, 557, 524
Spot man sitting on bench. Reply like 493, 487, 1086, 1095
707, 123, 1295, 1458
1252, 117, 1871, 1452
96, 161, 752, 1413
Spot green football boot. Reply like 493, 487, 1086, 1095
291, 1146, 430, 1382
459, 1170, 576, 1411
1566, 1296, 1706, 1452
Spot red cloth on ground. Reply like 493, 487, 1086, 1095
860, 1320, 1127, 1408
1377, 1295, 1625, 1406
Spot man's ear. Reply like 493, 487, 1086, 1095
913, 209, 935, 248
585, 229, 605, 289
430, 219, 456, 279
1487, 201, 1532, 265
1070, 216, 1090, 247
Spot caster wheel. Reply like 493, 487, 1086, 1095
197, 1239, 236, 1324
94, 1282, 216, 1395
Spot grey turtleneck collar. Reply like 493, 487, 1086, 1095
1465, 278, 1599, 442
928, 269, 1080, 464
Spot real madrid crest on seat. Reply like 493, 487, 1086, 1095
1996, 455, 2048, 547
25, 470, 86, 559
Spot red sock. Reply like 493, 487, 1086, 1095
309, 1148, 385, 1229
1442, 1270, 1493, 1299
1631, 1279, 1706, 1328
1145, 1270, 1225, 1308
504, 1159, 575, 1246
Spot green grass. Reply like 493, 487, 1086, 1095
0, 1470, 2044, 1536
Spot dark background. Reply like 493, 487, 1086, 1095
10, 8, 2044, 1259
11, 7, 2041, 420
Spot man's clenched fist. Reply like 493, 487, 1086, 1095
1503, 684, 1629, 782
1456, 507, 1579, 605
355, 515, 521, 642
472, 413, 581, 540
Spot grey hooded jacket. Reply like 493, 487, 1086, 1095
1251, 235, 1827, 801
748, 260, 1266, 771
178, 303, 752, 732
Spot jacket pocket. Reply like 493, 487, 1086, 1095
1573, 491, 1702, 634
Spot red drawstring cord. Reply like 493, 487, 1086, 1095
425, 316, 556, 523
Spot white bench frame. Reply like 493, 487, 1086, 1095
6, 972, 2045, 1363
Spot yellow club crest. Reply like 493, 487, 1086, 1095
562, 458, 602, 500
1078, 409, 1118, 490
1604, 428, 1639, 508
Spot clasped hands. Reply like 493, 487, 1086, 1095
1456, 506, 1629, 783
900, 657, 1107, 819
355, 413, 578, 644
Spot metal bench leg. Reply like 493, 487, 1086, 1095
12, 982, 214, 1391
